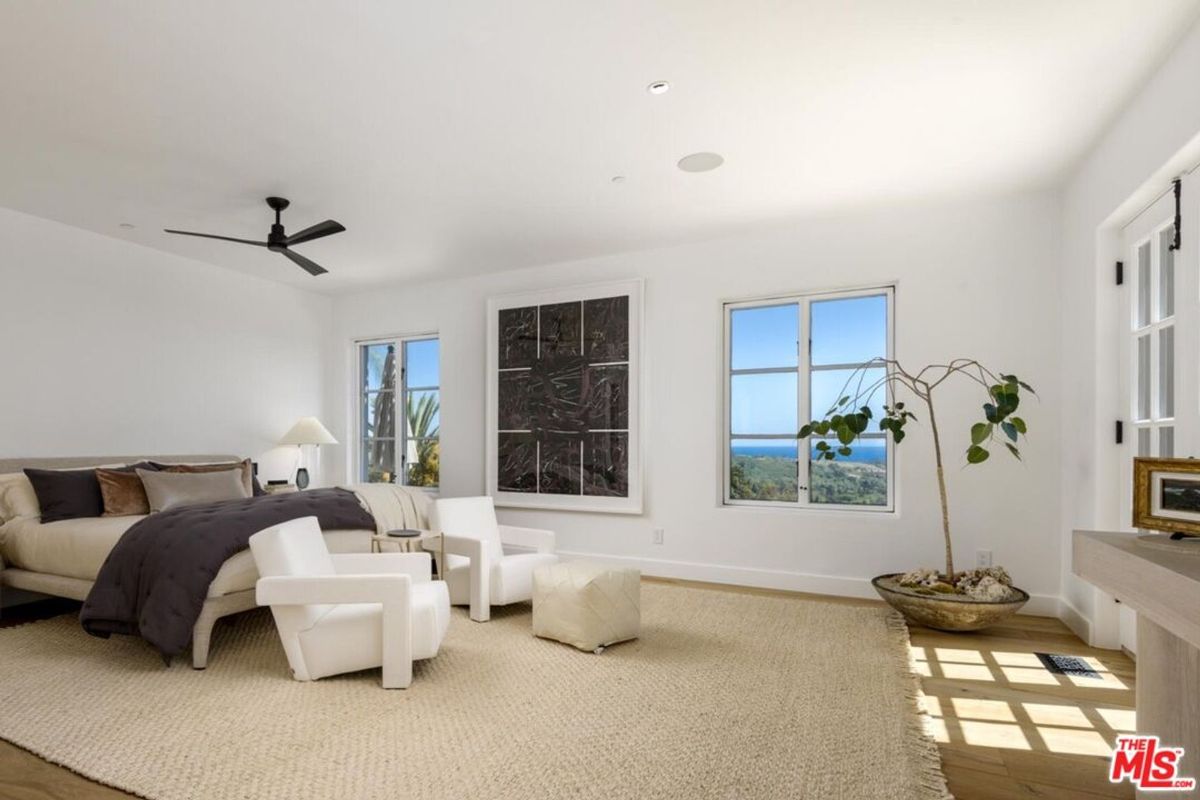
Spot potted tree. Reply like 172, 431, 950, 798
798, 358, 1033, 631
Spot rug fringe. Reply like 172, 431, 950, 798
884, 611, 956, 800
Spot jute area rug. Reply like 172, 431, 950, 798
0, 582, 950, 799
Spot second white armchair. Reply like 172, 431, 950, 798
431, 496, 558, 622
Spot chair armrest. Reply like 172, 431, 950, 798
431, 534, 491, 621
331, 552, 431, 582
498, 525, 555, 553
437, 534, 487, 559
256, 573, 411, 606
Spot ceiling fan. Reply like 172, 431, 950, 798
164, 197, 344, 276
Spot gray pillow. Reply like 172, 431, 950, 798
137, 468, 250, 513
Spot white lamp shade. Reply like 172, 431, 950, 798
279, 417, 338, 446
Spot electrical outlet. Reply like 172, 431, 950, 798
652, 527, 664, 545
976, 549, 993, 568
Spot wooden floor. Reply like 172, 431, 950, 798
0, 585, 1135, 800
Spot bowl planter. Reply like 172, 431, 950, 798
872, 573, 1029, 632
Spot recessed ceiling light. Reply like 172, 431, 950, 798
118, 223, 135, 229
611, 176, 626, 184
677, 152, 724, 173
646, 80, 670, 95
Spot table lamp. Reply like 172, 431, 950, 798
279, 417, 338, 489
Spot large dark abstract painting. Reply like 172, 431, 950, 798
488, 281, 641, 512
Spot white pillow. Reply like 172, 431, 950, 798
137, 468, 250, 513
0, 472, 41, 523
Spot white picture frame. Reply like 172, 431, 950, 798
485, 279, 644, 514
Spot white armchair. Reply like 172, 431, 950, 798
430, 496, 558, 622
249, 516, 450, 689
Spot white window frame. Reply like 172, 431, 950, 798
355, 332, 440, 489
722, 285, 895, 512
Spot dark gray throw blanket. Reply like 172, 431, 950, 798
80, 488, 376, 660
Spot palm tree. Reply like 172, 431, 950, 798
405, 392, 440, 487
367, 346, 397, 482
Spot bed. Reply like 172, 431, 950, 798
0, 455, 416, 669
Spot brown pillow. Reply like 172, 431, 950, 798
155, 459, 254, 496
97, 468, 154, 517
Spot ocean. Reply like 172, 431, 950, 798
732, 444, 887, 464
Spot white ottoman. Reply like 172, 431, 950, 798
532, 561, 641, 653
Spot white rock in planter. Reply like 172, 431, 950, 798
899, 567, 941, 587
962, 575, 1012, 602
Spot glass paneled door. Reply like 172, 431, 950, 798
1121, 192, 1179, 505
1117, 191, 1179, 654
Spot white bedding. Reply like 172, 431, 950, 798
0, 516, 372, 597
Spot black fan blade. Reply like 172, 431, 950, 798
163, 229, 268, 247
285, 219, 345, 246
281, 248, 329, 276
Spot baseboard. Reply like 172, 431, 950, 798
1057, 596, 1093, 644
553, 548, 1061, 616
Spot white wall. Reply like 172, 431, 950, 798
0, 206, 333, 482
330, 191, 1063, 608
1058, 16, 1200, 645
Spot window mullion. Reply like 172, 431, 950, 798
798, 299, 810, 508
397, 341, 407, 486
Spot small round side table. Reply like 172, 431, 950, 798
370, 530, 446, 580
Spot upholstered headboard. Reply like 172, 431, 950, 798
0, 455, 243, 473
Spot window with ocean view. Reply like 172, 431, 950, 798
725, 288, 892, 510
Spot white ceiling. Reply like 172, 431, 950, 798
2, 1, 1198, 292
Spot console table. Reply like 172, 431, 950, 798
1073, 530, 1200, 799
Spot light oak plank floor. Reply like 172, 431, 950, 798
0, 582, 1134, 800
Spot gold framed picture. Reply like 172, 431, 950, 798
1133, 457, 1200, 536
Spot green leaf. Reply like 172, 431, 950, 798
892, 429, 906, 444
1018, 380, 1034, 393
838, 447, 853, 457
859, 405, 873, 419
983, 403, 998, 423
850, 413, 868, 434
879, 418, 893, 431
966, 445, 990, 464
970, 422, 990, 445
1000, 374, 1017, 383
837, 395, 850, 408
815, 440, 830, 451
799, 424, 812, 439
1005, 442, 1021, 460
896, 401, 905, 410
814, 421, 830, 436
1011, 416, 1027, 435
837, 425, 856, 445
823, 451, 835, 461
1001, 421, 1018, 442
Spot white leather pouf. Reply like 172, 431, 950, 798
532, 561, 641, 653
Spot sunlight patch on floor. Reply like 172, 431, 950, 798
934, 647, 985, 664
1095, 707, 1136, 732
941, 663, 995, 681
951, 697, 1016, 723
1036, 726, 1113, 757
1022, 703, 1091, 728
1000, 666, 1060, 685
959, 720, 1032, 750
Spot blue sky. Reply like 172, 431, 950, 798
731, 295, 887, 442
364, 339, 440, 391
363, 339, 442, 432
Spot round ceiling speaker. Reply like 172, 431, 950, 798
677, 152, 725, 173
